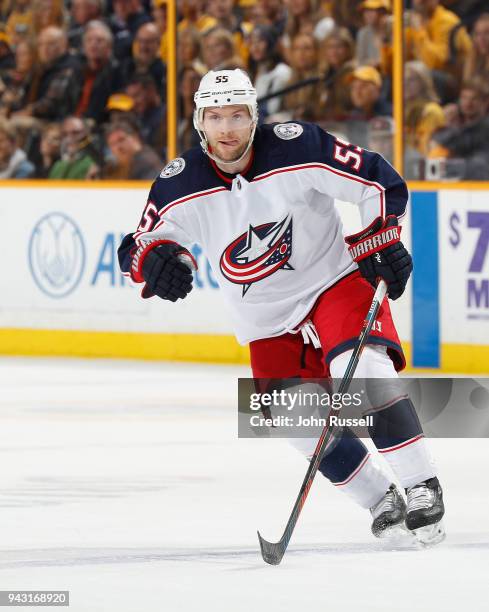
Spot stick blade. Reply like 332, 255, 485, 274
257, 531, 286, 565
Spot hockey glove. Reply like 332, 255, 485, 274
130, 240, 197, 301
345, 215, 412, 300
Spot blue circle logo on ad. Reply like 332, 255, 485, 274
28, 212, 86, 298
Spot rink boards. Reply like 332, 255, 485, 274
1, 180, 488, 373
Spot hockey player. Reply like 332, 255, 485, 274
118, 69, 445, 545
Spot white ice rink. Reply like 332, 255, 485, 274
0, 357, 488, 612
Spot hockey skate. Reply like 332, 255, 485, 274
370, 484, 407, 539
405, 477, 445, 547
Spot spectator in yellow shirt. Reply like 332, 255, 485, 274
405, 0, 472, 79
178, 0, 218, 35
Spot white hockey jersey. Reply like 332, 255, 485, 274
118, 122, 409, 345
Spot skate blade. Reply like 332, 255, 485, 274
411, 521, 446, 547
375, 523, 412, 542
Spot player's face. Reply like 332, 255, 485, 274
202, 105, 253, 162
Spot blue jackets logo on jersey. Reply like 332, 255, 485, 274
220, 215, 294, 295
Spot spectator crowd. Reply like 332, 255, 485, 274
0, 0, 488, 180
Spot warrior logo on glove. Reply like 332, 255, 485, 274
348, 226, 401, 261
345, 216, 413, 300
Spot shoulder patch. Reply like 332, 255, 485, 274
273, 123, 304, 140
160, 157, 185, 178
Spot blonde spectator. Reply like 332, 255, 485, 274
201, 27, 244, 70
463, 13, 489, 98
248, 24, 291, 117
206, 0, 253, 65
404, 60, 446, 156
282, 0, 335, 60
356, 0, 392, 74
178, 27, 206, 73
405, 0, 472, 80
282, 32, 323, 121
0, 117, 34, 178
320, 27, 356, 121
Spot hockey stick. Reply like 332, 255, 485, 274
257, 279, 388, 565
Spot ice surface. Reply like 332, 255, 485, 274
0, 358, 487, 612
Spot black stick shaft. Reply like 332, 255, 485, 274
258, 280, 388, 565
